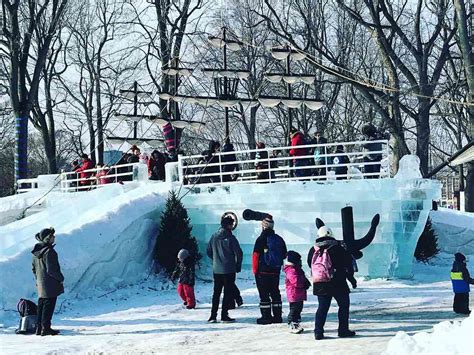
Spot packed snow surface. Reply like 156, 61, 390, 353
0, 262, 470, 354
384, 313, 474, 355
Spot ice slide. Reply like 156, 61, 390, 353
0, 182, 168, 311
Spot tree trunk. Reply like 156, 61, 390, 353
416, 98, 431, 177
41, 128, 57, 174
14, 112, 29, 181
95, 75, 104, 165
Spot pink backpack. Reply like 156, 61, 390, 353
311, 246, 334, 282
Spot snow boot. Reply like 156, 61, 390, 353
315, 333, 324, 340
256, 302, 273, 325
338, 330, 356, 338
271, 302, 283, 323
208, 315, 217, 323
41, 328, 60, 336
35, 326, 42, 336
289, 322, 304, 334
221, 315, 236, 323
236, 299, 244, 308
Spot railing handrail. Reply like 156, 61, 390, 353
61, 162, 139, 176
176, 139, 390, 187
181, 139, 388, 159
183, 149, 388, 169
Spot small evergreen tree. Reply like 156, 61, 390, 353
154, 191, 201, 275
414, 218, 439, 262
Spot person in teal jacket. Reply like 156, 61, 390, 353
451, 253, 474, 315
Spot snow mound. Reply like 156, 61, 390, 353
0, 182, 168, 313
430, 208, 474, 256
384, 314, 474, 355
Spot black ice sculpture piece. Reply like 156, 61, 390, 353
316, 206, 380, 260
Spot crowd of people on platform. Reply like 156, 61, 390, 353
66, 145, 175, 189
188, 123, 389, 184
65, 122, 388, 189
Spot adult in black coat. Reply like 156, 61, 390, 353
31, 228, 64, 336
205, 141, 221, 183
361, 123, 384, 179
221, 142, 239, 182
330, 145, 350, 180
307, 226, 356, 340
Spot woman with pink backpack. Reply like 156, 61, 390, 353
307, 226, 357, 340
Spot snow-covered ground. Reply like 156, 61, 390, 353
0, 261, 471, 354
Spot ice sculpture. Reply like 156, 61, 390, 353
316, 206, 380, 260
181, 155, 441, 278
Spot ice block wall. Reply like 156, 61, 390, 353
180, 156, 441, 279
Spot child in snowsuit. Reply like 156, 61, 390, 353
451, 252, 474, 315
284, 251, 311, 334
172, 249, 196, 309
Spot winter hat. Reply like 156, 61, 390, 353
287, 250, 302, 266
261, 216, 274, 230
221, 216, 234, 229
178, 249, 190, 261
35, 227, 55, 244
455, 252, 466, 262
317, 226, 333, 238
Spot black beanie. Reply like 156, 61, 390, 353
455, 253, 466, 262
287, 250, 301, 265
35, 228, 55, 243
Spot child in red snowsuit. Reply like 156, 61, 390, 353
172, 249, 196, 309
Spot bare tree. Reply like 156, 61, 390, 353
1, 0, 68, 181
60, 0, 137, 164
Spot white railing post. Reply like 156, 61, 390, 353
218, 153, 223, 183
267, 149, 272, 182
177, 154, 184, 184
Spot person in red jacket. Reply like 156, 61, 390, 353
75, 154, 94, 186
95, 164, 112, 185
252, 216, 287, 325
289, 127, 308, 178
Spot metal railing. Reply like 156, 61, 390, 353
59, 162, 140, 192
177, 140, 390, 187
16, 178, 39, 194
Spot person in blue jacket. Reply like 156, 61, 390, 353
451, 253, 474, 315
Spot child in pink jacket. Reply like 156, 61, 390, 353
284, 250, 311, 334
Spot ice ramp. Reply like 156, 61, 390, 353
0, 182, 167, 311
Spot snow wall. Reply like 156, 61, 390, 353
0, 182, 168, 311
430, 209, 474, 256
181, 157, 441, 279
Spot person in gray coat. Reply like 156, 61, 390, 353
31, 227, 64, 336
207, 216, 243, 323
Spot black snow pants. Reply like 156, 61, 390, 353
288, 301, 304, 323
211, 273, 235, 317
453, 293, 470, 314
37, 297, 57, 330
256, 273, 282, 320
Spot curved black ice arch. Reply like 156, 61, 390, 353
316, 206, 380, 259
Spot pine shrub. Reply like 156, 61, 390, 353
154, 191, 201, 275
414, 217, 439, 262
